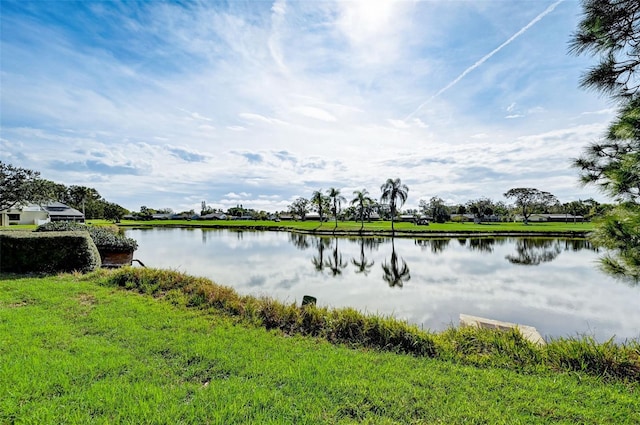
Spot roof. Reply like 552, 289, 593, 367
44, 203, 84, 217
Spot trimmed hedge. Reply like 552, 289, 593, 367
0, 231, 101, 273
35, 222, 138, 252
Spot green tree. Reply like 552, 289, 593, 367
504, 188, 558, 225
327, 187, 346, 231
569, 0, 640, 101
0, 162, 46, 210
351, 188, 374, 231
310, 190, 328, 222
466, 197, 495, 223
419, 196, 449, 223
65, 185, 103, 219
571, 0, 640, 280
288, 197, 309, 221
380, 178, 409, 234
103, 202, 128, 223
29, 179, 67, 205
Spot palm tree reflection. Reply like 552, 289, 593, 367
382, 237, 411, 288
311, 236, 331, 272
325, 237, 348, 276
352, 238, 375, 275
505, 238, 562, 265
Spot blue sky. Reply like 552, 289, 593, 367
1, 0, 615, 213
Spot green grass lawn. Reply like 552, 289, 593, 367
1, 273, 637, 424
115, 219, 594, 235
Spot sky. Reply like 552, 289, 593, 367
0, 0, 618, 213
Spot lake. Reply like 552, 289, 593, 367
125, 228, 640, 342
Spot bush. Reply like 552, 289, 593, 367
36, 222, 138, 252
0, 231, 101, 273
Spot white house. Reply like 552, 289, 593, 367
0, 202, 84, 226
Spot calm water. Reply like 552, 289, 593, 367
126, 228, 640, 342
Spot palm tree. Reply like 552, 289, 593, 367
310, 190, 326, 225
351, 189, 373, 231
380, 178, 409, 234
327, 187, 346, 231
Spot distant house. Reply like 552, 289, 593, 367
200, 212, 227, 220
514, 214, 585, 223
0, 202, 84, 226
44, 202, 85, 223
398, 214, 417, 223
151, 213, 172, 220
305, 213, 324, 221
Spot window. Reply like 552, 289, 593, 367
8, 214, 20, 221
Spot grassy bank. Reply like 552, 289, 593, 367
2, 270, 638, 423
112, 219, 593, 237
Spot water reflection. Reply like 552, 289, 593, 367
289, 232, 311, 250
325, 237, 348, 276
415, 238, 450, 253
311, 237, 331, 273
351, 238, 375, 276
382, 238, 411, 288
125, 228, 640, 342
505, 238, 562, 266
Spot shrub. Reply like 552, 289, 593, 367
36, 222, 138, 252
0, 231, 101, 273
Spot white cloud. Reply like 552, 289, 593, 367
292, 106, 337, 122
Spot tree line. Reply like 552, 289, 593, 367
0, 161, 127, 222
287, 181, 610, 226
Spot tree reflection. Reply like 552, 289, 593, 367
382, 238, 411, 288
505, 238, 562, 266
415, 238, 450, 253
562, 238, 598, 252
325, 237, 348, 276
311, 236, 332, 273
289, 232, 311, 250
467, 238, 497, 253
352, 238, 375, 275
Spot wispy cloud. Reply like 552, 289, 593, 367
405, 0, 564, 121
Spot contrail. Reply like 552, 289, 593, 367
405, 0, 564, 121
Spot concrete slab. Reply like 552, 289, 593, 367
459, 313, 546, 346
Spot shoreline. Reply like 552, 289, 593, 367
116, 222, 590, 238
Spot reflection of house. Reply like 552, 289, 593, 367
1, 202, 84, 226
